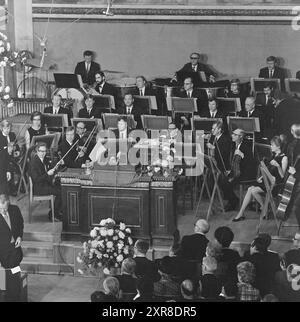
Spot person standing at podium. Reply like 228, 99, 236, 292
0, 194, 23, 269
74, 50, 101, 86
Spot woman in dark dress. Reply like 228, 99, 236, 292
24, 111, 47, 149
233, 136, 288, 221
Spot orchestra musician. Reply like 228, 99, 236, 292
220, 128, 256, 212
58, 126, 86, 168
134, 76, 156, 97
200, 98, 224, 119
286, 124, 300, 231
224, 79, 246, 109
29, 142, 62, 221
44, 94, 72, 124
78, 95, 102, 119
92, 71, 116, 97
206, 120, 231, 173
118, 93, 145, 129
25, 111, 48, 150
174, 52, 216, 83
233, 136, 288, 222
74, 50, 101, 86
258, 56, 286, 91
75, 121, 95, 162
0, 120, 21, 196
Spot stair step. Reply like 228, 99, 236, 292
23, 231, 61, 243
21, 257, 74, 275
22, 241, 54, 259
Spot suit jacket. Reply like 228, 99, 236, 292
178, 62, 216, 79
178, 233, 209, 261
255, 93, 276, 129
118, 105, 144, 129
74, 61, 101, 86
58, 139, 84, 168
44, 105, 73, 125
0, 131, 16, 150
29, 154, 53, 195
209, 133, 231, 171
78, 107, 102, 119
178, 88, 208, 114
258, 66, 286, 90
94, 82, 116, 97
0, 204, 24, 268
133, 86, 156, 97
134, 256, 161, 282
199, 109, 224, 119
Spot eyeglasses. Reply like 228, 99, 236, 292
190, 57, 199, 59
38, 150, 47, 153
33, 118, 41, 121
77, 127, 85, 130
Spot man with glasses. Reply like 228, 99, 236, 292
174, 52, 216, 83
29, 142, 61, 221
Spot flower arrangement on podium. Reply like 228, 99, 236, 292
77, 218, 134, 275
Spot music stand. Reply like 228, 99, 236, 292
30, 134, 56, 149
193, 117, 222, 133
250, 77, 281, 94
43, 113, 69, 134
102, 113, 136, 130
255, 143, 272, 162
54, 73, 83, 89
285, 78, 300, 95
216, 97, 241, 115
141, 115, 169, 130
93, 95, 115, 112
176, 71, 204, 86
71, 118, 99, 132
133, 95, 158, 114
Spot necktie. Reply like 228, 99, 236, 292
86, 63, 90, 74
269, 69, 273, 78
140, 89, 143, 96
211, 113, 215, 118
193, 66, 197, 72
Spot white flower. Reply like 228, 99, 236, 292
4, 86, 10, 93
103, 254, 109, 258
1, 61, 6, 67
103, 267, 110, 275
3, 57, 8, 62
116, 254, 124, 263
77, 269, 84, 275
162, 160, 169, 168
106, 241, 113, 248
91, 240, 98, 248
125, 228, 131, 234
0, 86, 3, 93
123, 247, 129, 255
154, 166, 160, 173
117, 242, 123, 250
76, 256, 83, 263
118, 231, 125, 239
90, 229, 97, 238
0, 41, 3, 46
7, 102, 13, 108
112, 236, 118, 241
6, 42, 10, 51
94, 227, 100, 231
106, 218, 116, 225
128, 237, 133, 245
107, 229, 114, 236
10, 62, 16, 67
14, 52, 18, 58
100, 219, 106, 226
3, 94, 10, 100
119, 222, 126, 231
0, 47, 4, 53
100, 229, 107, 237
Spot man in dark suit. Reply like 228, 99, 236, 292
58, 126, 86, 168
115, 258, 137, 295
239, 96, 265, 138
206, 120, 231, 172
200, 98, 224, 119
177, 219, 210, 261
44, 94, 72, 125
220, 128, 256, 212
78, 95, 102, 119
74, 50, 101, 86
29, 142, 61, 221
176, 52, 216, 83
0, 194, 24, 302
258, 56, 286, 91
93, 71, 116, 97
118, 93, 145, 129
133, 239, 161, 282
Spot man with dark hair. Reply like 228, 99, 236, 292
93, 72, 115, 97
133, 239, 160, 282
44, 94, 72, 123
214, 226, 240, 283
258, 56, 285, 90
243, 233, 281, 297
74, 50, 101, 86
200, 98, 224, 119
78, 95, 102, 119
29, 142, 61, 221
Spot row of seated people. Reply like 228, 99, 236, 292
91, 223, 300, 302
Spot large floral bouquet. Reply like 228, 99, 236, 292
77, 218, 134, 275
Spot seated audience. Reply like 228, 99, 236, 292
273, 263, 300, 302
133, 239, 160, 282
116, 258, 137, 296
243, 234, 281, 297
180, 280, 196, 301
237, 261, 260, 302
91, 276, 119, 302
233, 136, 287, 221
177, 219, 209, 261
78, 95, 102, 119
25, 111, 47, 149
29, 142, 61, 221
133, 277, 154, 302
284, 232, 300, 266
214, 226, 241, 283
153, 256, 181, 300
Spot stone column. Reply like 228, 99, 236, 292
6, 0, 33, 96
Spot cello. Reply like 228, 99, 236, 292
276, 155, 300, 220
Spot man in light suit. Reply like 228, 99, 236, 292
74, 50, 101, 86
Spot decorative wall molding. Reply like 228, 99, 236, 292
32, 4, 298, 24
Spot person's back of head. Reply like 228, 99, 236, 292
103, 276, 120, 299
251, 235, 270, 254
202, 256, 218, 275
134, 239, 149, 256
201, 274, 222, 300
181, 279, 195, 300
194, 219, 210, 235
206, 241, 223, 260
214, 226, 234, 248
237, 261, 256, 285
121, 257, 136, 276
